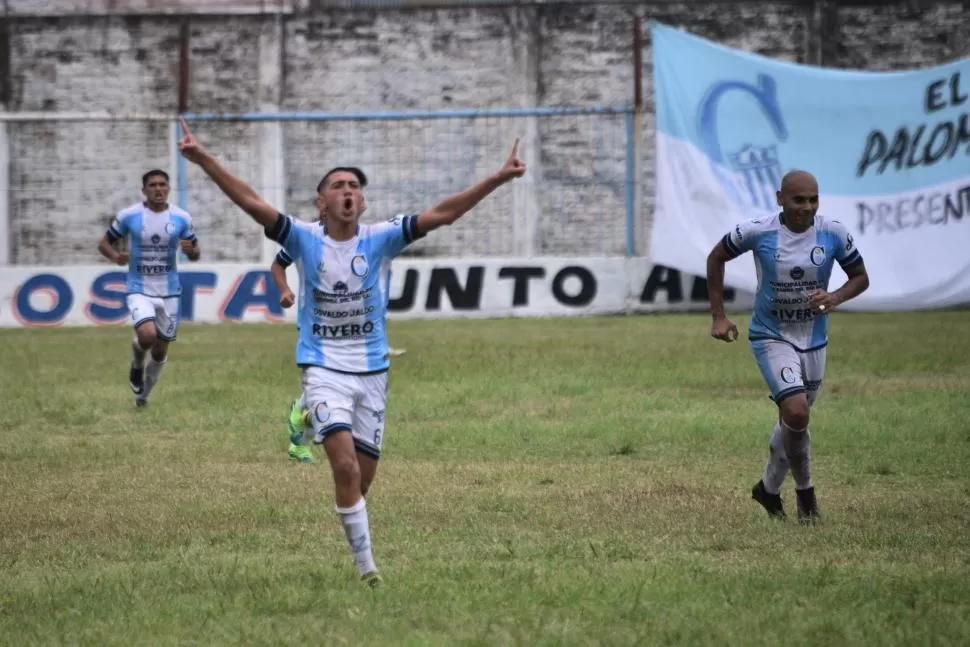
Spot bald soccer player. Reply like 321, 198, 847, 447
705, 170, 870, 523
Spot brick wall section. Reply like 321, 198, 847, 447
281, 8, 533, 256
4, 1, 967, 264
177, 17, 268, 261
830, 2, 967, 70
7, 17, 180, 264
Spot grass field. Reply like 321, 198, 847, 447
1, 311, 969, 646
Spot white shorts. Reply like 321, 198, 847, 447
301, 366, 388, 459
127, 294, 180, 341
751, 339, 826, 407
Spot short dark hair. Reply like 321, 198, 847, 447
142, 169, 170, 187
317, 167, 368, 194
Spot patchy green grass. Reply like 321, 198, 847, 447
1, 312, 968, 646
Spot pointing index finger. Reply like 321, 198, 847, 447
511, 136, 520, 157
178, 115, 192, 137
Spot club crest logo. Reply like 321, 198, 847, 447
315, 401, 330, 423
780, 367, 797, 384
164, 222, 176, 234
351, 255, 368, 278
810, 246, 826, 267
698, 74, 788, 212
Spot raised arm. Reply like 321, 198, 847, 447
176, 117, 279, 229
416, 137, 526, 235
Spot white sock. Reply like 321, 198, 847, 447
131, 336, 148, 369
762, 422, 789, 495
336, 498, 377, 577
139, 358, 167, 401
781, 421, 812, 490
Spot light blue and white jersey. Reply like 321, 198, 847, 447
106, 202, 197, 297
722, 213, 863, 351
266, 213, 424, 374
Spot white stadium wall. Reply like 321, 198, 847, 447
0, 1, 966, 325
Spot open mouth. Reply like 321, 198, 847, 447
344, 198, 353, 210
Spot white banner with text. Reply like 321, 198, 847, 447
650, 23, 970, 311
0, 258, 754, 328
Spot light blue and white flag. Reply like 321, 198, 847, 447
649, 22, 970, 310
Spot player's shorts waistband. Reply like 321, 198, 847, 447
748, 336, 828, 353
298, 364, 389, 377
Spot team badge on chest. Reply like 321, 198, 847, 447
351, 254, 369, 278
810, 246, 826, 266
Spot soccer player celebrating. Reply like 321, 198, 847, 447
274, 246, 407, 464
269, 200, 401, 465
705, 170, 869, 523
97, 169, 201, 407
177, 117, 525, 586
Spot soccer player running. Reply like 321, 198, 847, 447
270, 196, 401, 465
177, 117, 526, 585
705, 170, 869, 523
274, 244, 407, 464
97, 169, 201, 407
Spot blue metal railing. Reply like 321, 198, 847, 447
180, 105, 634, 121
175, 105, 640, 258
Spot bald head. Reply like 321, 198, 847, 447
776, 169, 819, 231
780, 170, 818, 194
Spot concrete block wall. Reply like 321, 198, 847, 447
2, 1, 966, 264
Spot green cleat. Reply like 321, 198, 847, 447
286, 399, 315, 463
288, 443, 316, 464
362, 571, 384, 588
287, 399, 305, 445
